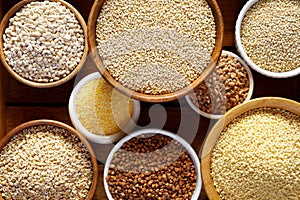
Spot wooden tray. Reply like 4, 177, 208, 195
0, 0, 299, 199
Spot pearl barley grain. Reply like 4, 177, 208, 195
241, 0, 300, 73
96, 0, 216, 95
211, 108, 300, 200
3, 1, 85, 83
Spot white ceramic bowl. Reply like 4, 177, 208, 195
235, 0, 300, 78
185, 50, 254, 119
68, 72, 140, 144
104, 129, 202, 200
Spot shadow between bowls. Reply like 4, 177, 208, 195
185, 50, 254, 120
200, 97, 300, 200
103, 128, 202, 200
0, 119, 98, 200
68, 72, 141, 144
87, 0, 224, 103
235, 0, 300, 78
0, 0, 88, 88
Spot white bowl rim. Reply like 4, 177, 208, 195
68, 72, 140, 144
185, 50, 254, 119
235, 0, 300, 78
103, 128, 202, 200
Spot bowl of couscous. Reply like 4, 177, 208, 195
68, 72, 140, 144
201, 97, 300, 199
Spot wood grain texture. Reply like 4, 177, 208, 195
0, 1, 7, 139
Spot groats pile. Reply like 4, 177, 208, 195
211, 108, 300, 199
106, 134, 197, 199
0, 125, 93, 200
76, 78, 134, 135
190, 53, 250, 115
241, 0, 300, 72
3, 0, 85, 83
96, 0, 216, 95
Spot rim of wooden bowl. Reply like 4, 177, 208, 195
200, 97, 300, 200
0, 0, 88, 88
0, 119, 98, 200
87, 0, 224, 103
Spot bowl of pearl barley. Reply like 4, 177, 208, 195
88, 0, 224, 102
0, 0, 88, 88
235, 0, 300, 78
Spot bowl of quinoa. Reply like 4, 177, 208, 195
0, 119, 98, 200
235, 0, 300, 78
185, 50, 254, 119
68, 72, 140, 144
104, 129, 202, 199
201, 97, 300, 199
0, 0, 88, 87
88, 0, 224, 102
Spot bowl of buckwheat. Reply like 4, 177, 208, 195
0, 119, 98, 200
235, 0, 300, 78
104, 129, 202, 200
185, 50, 254, 119
88, 0, 224, 102
201, 97, 300, 200
0, 0, 88, 88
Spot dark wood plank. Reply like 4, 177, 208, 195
216, 0, 248, 47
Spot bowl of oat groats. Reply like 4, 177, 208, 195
0, 0, 88, 87
88, 0, 224, 102
104, 129, 202, 199
0, 119, 98, 200
185, 50, 254, 119
235, 0, 300, 78
201, 97, 300, 199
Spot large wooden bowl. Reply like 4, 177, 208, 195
88, 0, 224, 103
0, 0, 88, 88
0, 119, 98, 200
200, 97, 300, 200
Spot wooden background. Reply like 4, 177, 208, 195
0, 0, 299, 199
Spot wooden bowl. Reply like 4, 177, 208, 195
0, 119, 98, 200
88, 0, 224, 103
0, 0, 88, 88
200, 97, 300, 200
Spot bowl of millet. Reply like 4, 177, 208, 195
235, 0, 300, 78
88, 0, 224, 102
68, 72, 140, 144
104, 129, 202, 200
0, 119, 98, 200
0, 0, 88, 88
201, 97, 300, 200
185, 50, 254, 119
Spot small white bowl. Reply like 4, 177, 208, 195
104, 129, 202, 200
68, 72, 140, 144
185, 50, 254, 119
235, 0, 300, 78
